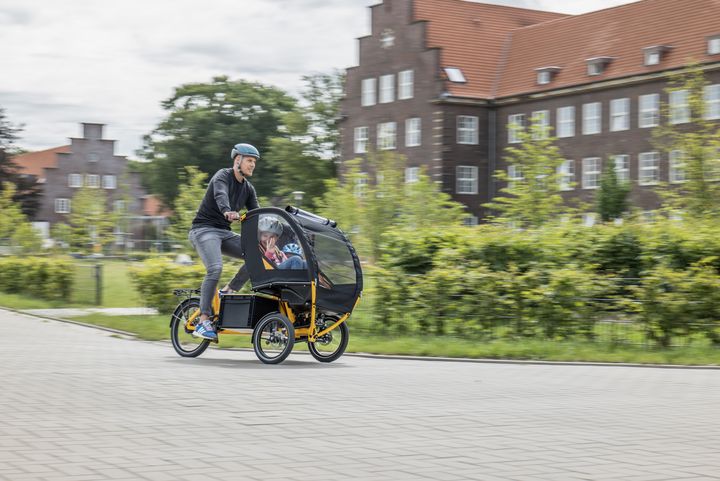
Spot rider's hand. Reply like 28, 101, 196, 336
224, 211, 240, 222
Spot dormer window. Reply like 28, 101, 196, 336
444, 67, 466, 83
535, 66, 560, 85
586, 57, 613, 76
709, 35, 720, 55
643, 45, 672, 66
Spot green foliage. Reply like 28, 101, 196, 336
0, 107, 41, 217
166, 166, 208, 248
597, 160, 630, 222
0, 257, 73, 300
138, 76, 297, 207
68, 187, 117, 252
484, 115, 568, 227
128, 258, 205, 313
0, 182, 42, 253
653, 64, 720, 218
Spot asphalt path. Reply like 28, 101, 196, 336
2, 308, 720, 481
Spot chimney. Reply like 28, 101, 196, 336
82, 123, 104, 140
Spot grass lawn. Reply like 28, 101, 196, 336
63, 313, 720, 365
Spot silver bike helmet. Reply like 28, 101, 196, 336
258, 216, 283, 236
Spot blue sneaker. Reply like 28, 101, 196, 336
193, 320, 218, 343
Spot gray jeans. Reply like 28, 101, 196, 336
188, 226, 250, 316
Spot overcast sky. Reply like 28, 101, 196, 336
0, 0, 637, 158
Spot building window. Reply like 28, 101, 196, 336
398, 70, 414, 100
55, 198, 70, 214
639, 93, 659, 128
557, 106, 575, 138
380, 28, 395, 49
582, 157, 601, 189
88, 153, 98, 162
379, 74, 395, 103
354, 126, 369, 153
102, 175, 117, 189
613, 154, 630, 183
68, 173, 83, 188
405, 166, 419, 184
507, 165, 523, 189
377, 122, 397, 150
354, 173, 368, 198
405, 117, 421, 147
583, 213, 597, 227
463, 216, 479, 226
639, 152, 660, 185
670, 90, 690, 124
86, 174, 100, 188
444, 67, 466, 83
508, 114, 524, 144
586, 57, 612, 76
361, 78, 376, 107
669, 150, 686, 183
610, 98, 630, 131
531, 110, 549, 140
705, 84, 720, 120
457, 116, 479, 144
557, 159, 575, 191
643, 46, 670, 66
113, 200, 125, 212
708, 36, 720, 55
456, 166, 478, 194
537, 70, 551, 85
582, 102, 602, 135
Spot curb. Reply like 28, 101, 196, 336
6, 307, 720, 370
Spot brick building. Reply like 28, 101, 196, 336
12, 123, 166, 244
340, 0, 720, 223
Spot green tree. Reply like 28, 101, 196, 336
484, 114, 567, 227
166, 166, 208, 248
653, 64, 720, 218
0, 182, 42, 252
69, 188, 117, 252
138, 76, 297, 207
597, 159, 630, 222
0, 107, 41, 217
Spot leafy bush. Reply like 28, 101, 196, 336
0, 257, 73, 300
128, 258, 205, 313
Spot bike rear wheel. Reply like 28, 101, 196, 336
308, 321, 349, 363
170, 298, 210, 358
252, 312, 294, 364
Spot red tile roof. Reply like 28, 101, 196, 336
12, 146, 71, 179
142, 194, 172, 217
413, 0, 568, 99
495, 0, 720, 97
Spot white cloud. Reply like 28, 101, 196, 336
0, 0, 635, 157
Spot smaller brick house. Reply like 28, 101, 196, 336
12, 123, 166, 244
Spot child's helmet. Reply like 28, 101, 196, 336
258, 216, 283, 236
282, 243, 302, 256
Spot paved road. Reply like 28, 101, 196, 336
2, 308, 720, 481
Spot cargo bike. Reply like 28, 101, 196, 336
170, 206, 363, 364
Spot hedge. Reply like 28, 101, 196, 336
128, 258, 205, 313
0, 257, 74, 301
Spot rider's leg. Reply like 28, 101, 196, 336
220, 233, 248, 292
189, 227, 225, 320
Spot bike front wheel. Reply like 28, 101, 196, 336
252, 312, 294, 364
170, 298, 210, 358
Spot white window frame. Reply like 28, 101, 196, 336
508, 114, 524, 144
557, 106, 575, 138
669, 150, 686, 183
398, 70, 414, 100
405, 117, 421, 147
444, 67, 466, 83
582, 157, 601, 189
531, 110, 549, 140
361, 78, 376, 107
645, 50, 660, 66
457, 116, 479, 145
377, 122, 397, 150
86, 174, 100, 188
55, 198, 71, 214
610, 98, 630, 132
456, 165, 478, 195
354, 126, 369, 154
639, 94, 659, 128
583, 213, 597, 227
613, 154, 630, 184
463, 216, 479, 226
379, 74, 395, 104
670, 90, 690, 124
557, 159, 575, 191
102, 175, 117, 189
68, 173, 83, 188
705, 84, 720, 120
507, 165, 523, 189
354, 173, 368, 198
582, 102, 602, 135
405, 166, 420, 184
708, 36, 720, 55
639, 152, 660, 186
537, 71, 551, 85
